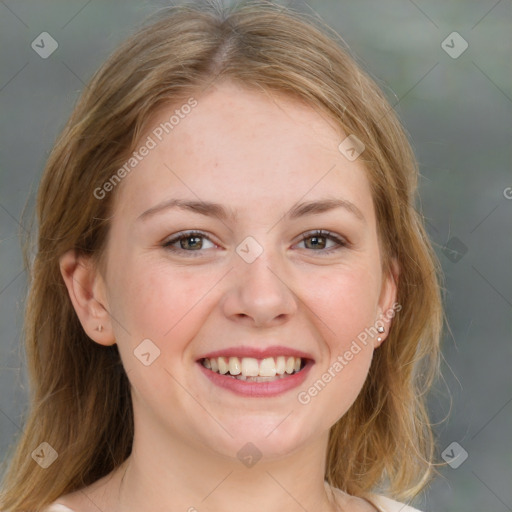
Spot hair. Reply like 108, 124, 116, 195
0, 1, 444, 510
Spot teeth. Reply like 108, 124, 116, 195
259, 358, 276, 377
218, 357, 229, 374
276, 356, 286, 375
228, 357, 241, 375
201, 356, 304, 378
241, 357, 259, 377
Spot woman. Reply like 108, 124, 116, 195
0, 2, 443, 511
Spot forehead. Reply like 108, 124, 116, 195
111, 81, 374, 224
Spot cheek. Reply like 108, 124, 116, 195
108, 258, 220, 365
296, 262, 379, 417
296, 329, 374, 430
304, 261, 381, 343
109, 255, 179, 331
322, 347, 374, 427
110, 263, 202, 410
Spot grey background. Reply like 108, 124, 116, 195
1, 1, 511, 510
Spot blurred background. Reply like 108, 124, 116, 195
0, 1, 511, 510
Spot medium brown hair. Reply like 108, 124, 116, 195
0, 1, 443, 509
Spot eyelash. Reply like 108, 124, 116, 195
161, 230, 348, 257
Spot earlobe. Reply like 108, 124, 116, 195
59, 250, 116, 346
375, 258, 400, 348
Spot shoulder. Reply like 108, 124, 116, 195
369, 494, 423, 512
40, 464, 123, 512
326, 483, 422, 512
41, 503, 77, 512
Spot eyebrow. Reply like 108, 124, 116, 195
137, 197, 365, 223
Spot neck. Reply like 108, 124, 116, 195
110, 420, 339, 512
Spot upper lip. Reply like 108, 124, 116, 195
197, 345, 314, 361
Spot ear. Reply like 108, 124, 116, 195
59, 249, 116, 346
374, 257, 400, 348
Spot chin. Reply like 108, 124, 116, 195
200, 414, 319, 462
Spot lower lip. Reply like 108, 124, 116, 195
197, 359, 314, 397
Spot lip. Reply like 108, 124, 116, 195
197, 358, 314, 398
196, 345, 314, 361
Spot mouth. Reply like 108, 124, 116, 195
199, 355, 308, 382
195, 346, 314, 397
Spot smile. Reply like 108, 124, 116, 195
201, 356, 305, 381
197, 356, 313, 397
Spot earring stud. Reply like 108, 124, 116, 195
95, 325, 103, 332
377, 325, 385, 342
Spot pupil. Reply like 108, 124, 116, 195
308, 236, 325, 249
182, 236, 202, 250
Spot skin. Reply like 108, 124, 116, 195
60, 80, 398, 512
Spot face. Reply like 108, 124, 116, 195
69, 80, 397, 462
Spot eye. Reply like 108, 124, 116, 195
162, 231, 217, 256
161, 229, 348, 257
296, 230, 347, 254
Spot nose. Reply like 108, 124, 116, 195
221, 249, 298, 328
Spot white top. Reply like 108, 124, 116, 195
371, 494, 423, 511
44, 495, 422, 512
